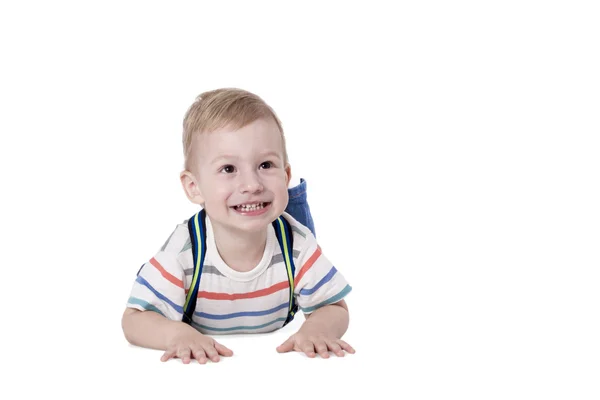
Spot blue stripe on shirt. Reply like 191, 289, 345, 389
194, 302, 289, 320
299, 266, 337, 296
135, 275, 183, 314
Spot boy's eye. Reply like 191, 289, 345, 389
259, 161, 273, 169
220, 165, 236, 174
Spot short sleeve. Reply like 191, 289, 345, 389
126, 249, 187, 321
294, 233, 352, 314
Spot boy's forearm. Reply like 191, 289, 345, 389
121, 309, 186, 350
300, 302, 349, 338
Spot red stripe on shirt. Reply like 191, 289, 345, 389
149, 257, 184, 288
295, 246, 321, 285
198, 280, 289, 300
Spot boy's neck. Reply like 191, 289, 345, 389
210, 223, 268, 273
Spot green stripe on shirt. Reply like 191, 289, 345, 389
300, 284, 352, 313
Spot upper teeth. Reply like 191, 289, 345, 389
238, 203, 264, 211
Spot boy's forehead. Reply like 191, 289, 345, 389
191, 119, 285, 161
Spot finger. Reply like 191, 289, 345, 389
314, 340, 330, 359
214, 342, 234, 357
191, 347, 208, 364
276, 337, 295, 353
326, 340, 344, 357
337, 339, 355, 354
300, 341, 316, 358
160, 349, 176, 362
203, 345, 221, 363
177, 348, 192, 364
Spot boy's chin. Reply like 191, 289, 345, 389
229, 220, 273, 235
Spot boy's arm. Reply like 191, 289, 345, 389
276, 300, 355, 358
122, 308, 186, 350
300, 299, 350, 338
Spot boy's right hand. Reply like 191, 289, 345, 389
161, 323, 234, 364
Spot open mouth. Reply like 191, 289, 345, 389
232, 202, 271, 212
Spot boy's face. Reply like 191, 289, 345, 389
182, 118, 291, 234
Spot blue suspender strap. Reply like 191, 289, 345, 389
182, 212, 296, 326
272, 216, 298, 326
182, 209, 207, 325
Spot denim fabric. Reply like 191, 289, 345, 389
285, 178, 316, 237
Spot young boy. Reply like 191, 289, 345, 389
121, 88, 354, 363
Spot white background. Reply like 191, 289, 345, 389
1, 1, 599, 399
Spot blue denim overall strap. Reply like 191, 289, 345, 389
285, 178, 316, 237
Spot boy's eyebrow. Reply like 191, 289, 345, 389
261, 150, 283, 160
210, 154, 238, 165
210, 151, 282, 165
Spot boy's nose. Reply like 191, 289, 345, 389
239, 182, 264, 194
238, 173, 264, 194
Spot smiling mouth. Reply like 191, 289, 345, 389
232, 202, 271, 212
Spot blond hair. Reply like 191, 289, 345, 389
182, 88, 287, 171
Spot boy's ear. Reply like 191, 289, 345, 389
285, 163, 292, 186
180, 170, 205, 206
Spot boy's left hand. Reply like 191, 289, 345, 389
276, 330, 355, 358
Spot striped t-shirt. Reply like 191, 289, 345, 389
126, 212, 352, 334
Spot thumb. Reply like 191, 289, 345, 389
214, 342, 234, 357
276, 337, 295, 353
